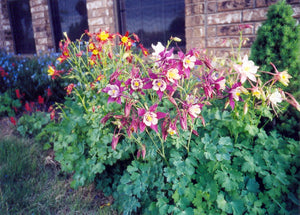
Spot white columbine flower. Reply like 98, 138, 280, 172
151, 42, 165, 57
188, 104, 201, 118
131, 78, 143, 90
183, 55, 196, 69
166, 68, 181, 82
143, 111, 158, 126
152, 79, 167, 91
235, 55, 259, 83
269, 89, 283, 105
107, 84, 120, 98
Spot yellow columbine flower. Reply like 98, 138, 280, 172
48, 66, 55, 76
277, 70, 292, 86
99, 31, 109, 41
121, 36, 128, 43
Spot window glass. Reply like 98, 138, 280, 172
48, 0, 89, 51
8, 0, 36, 54
118, 0, 185, 50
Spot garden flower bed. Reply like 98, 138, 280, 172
0, 2, 299, 213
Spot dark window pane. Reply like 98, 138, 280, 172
48, 0, 89, 51
118, 0, 185, 50
8, 0, 36, 54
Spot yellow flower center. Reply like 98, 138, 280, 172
185, 59, 191, 64
89, 43, 95, 50
121, 36, 128, 43
253, 91, 260, 96
134, 81, 139, 87
93, 49, 99, 55
236, 92, 240, 97
157, 82, 162, 87
99, 31, 109, 41
146, 115, 152, 122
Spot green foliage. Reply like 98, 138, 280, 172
250, 0, 300, 94
95, 106, 299, 214
0, 91, 21, 117
17, 111, 50, 138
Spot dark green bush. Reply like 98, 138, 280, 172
250, 0, 300, 95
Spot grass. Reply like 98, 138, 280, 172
0, 121, 116, 215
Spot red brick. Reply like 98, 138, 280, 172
217, 24, 253, 36
255, 0, 277, 8
207, 11, 241, 25
217, 0, 254, 12
186, 15, 205, 27
186, 3, 204, 16
293, 5, 300, 18
243, 8, 268, 21
207, 26, 217, 36
207, 2, 217, 13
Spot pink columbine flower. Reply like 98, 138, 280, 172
102, 80, 124, 104
138, 104, 166, 133
234, 55, 259, 83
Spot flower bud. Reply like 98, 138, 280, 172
243, 103, 248, 115
171, 36, 181, 42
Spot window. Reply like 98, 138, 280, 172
48, 0, 89, 51
118, 0, 185, 50
8, 0, 36, 54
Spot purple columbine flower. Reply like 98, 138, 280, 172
228, 82, 242, 110
102, 80, 125, 104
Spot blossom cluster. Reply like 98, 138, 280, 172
49, 28, 300, 157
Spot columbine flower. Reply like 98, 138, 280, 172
251, 87, 262, 99
102, 80, 124, 104
166, 68, 181, 83
65, 83, 75, 95
48, 65, 63, 79
152, 79, 167, 91
96, 30, 113, 42
151, 42, 165, 57
138, 104, 166, 133
186, 95, 198, 105
131, 78, 143, 90
228, 83, 242, 110
188, 104, 201, 119
276, 70, 292, 87
234, 55, 259, 83
183, 55, 196, 69
268, 89, 283, 106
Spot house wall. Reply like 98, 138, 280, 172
0, 0, 299, 55
29, 0, 55, 52
185, 0, 300, 56
0, 0, 14, 52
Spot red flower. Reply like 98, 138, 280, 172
0, 67, 8, 77
47, 88, 52, 97
65, 83, 75, 95
10, 117, 16, 126
38, 95, 44, 104
15, 89, 21, 99
25, 102, 32, 112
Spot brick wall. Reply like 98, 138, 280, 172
0, 0, 14, 52
86, 0, 116, 33
29, 0, 55, 53
185, 0, 300, 56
